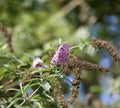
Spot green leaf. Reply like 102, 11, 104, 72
89, 85, 103, 93
7, 98, 23, 108
47, 76, 57, 84
79, 43, 86, 50
40, 81, 51, 91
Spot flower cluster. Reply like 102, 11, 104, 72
30, 41, 109, 108
51, 43, 69, 65
32, 57, 44, 68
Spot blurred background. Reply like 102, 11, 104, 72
0, 0, 120, 108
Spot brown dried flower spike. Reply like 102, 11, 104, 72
91, 37, 120, 64
67, 68, 81, 105
61, 54, 108, 74
51, 79, 67, 108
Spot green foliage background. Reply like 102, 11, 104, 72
0, 0, 120, 108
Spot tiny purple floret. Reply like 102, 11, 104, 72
51, 42, 69, 65
32, 57, 43, 68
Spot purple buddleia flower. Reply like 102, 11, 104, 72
51, 42, 69, 65
32, 57, 44, 68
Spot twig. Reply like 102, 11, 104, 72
0, 25, 14, 53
